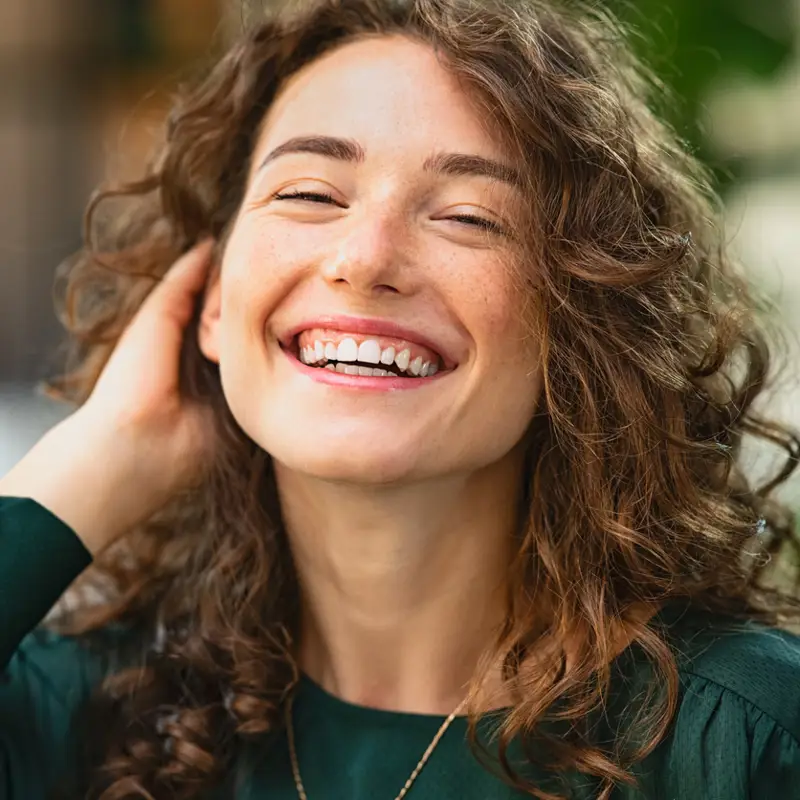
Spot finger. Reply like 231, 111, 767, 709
162, 238, 216, 290
146, 239, 216, 325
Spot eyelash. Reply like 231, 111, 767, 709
273, 190, 505, 235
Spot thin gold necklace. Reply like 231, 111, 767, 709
285, 690, 468, 800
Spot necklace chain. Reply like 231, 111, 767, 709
285, 691, 468, 800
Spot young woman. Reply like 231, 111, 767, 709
1, 0, 799, 798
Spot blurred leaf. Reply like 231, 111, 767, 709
605, 0, 797, 188
105, 0, 159, 66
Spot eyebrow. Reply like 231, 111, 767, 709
255, 134, 523, 189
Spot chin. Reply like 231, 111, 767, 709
267, 434, 433, 486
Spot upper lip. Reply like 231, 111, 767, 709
280, 315, 458, 370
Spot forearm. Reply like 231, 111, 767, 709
0, 414, 137, 556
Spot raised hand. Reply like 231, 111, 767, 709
0, 240, 219, 554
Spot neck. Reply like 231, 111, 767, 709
275, 455, 522, 715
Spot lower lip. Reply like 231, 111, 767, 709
282, 347, 450, 390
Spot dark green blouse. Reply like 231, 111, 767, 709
1, 495, 800, 799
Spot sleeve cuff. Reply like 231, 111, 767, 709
0, 496, 92, 668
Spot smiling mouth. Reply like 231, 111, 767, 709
286, 329, 448, 378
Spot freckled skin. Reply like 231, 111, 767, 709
199, 34, 542, 484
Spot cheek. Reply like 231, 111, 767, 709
459, 260, 530, 359
224, 218, 292, 286
218, 219, 307, 336
444, 260, 541, 436
470, 267, 541, 412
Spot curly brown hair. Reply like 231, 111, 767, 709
45, 0, 800, 798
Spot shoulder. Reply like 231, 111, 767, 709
2, 623, 140, 716
627, 606, 800, 800
3, 628, 108, 714
0, 628, 115, 795
665, 606, 800, 742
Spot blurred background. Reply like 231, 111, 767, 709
1, 0, 799, 495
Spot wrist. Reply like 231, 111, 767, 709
0, 414, 136, 555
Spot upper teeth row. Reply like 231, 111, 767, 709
300, 338, 439, 377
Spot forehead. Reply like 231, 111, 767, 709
254, 34, 512, 166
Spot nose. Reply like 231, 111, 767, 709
320, 208, 413, 297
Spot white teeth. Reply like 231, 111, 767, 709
298, 334, 442, 376
337, 338, 358, 362
357, 339, 382, 364
303, 346, 317, 364
395, 348, 411, 371
380, 346, 395, 365
352, 366, 394, 377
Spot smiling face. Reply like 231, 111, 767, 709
199, 34, 543, 484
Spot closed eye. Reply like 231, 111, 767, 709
274, 189, 338, 204
447, 214, 505, 234
273, 190, 505, 235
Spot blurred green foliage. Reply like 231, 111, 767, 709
110, 0, 156, 65
605, 0, 798, 188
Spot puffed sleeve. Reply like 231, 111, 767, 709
642, 674, 800, 798
0, 497, 91, 669
629, 618, 800, 800
0, 496, 98, 798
